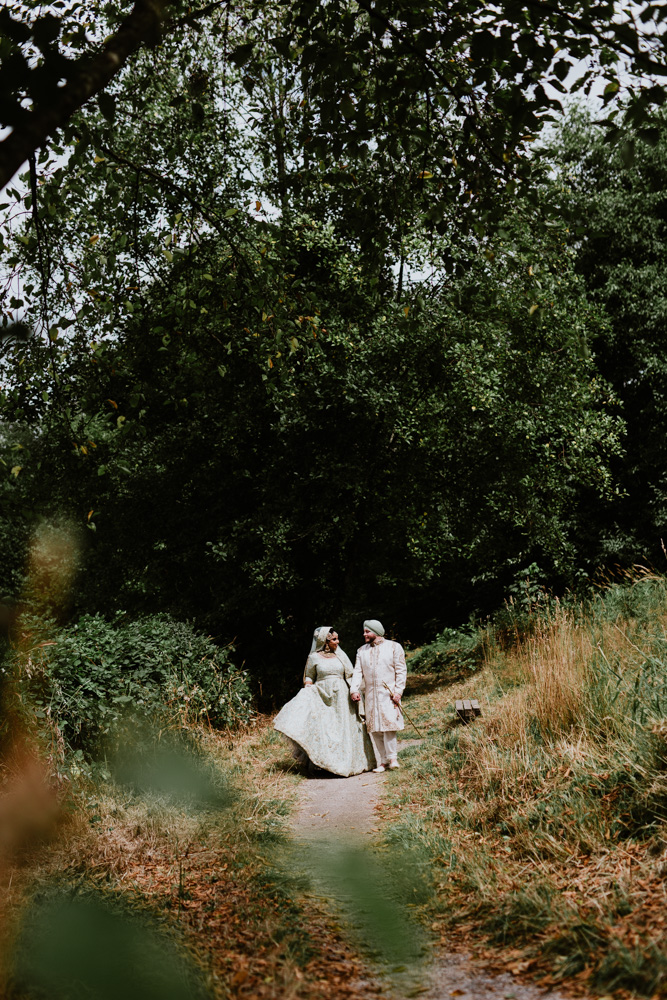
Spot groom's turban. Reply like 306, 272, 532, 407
363, 619, 385, 636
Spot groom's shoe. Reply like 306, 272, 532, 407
372, 765, 386, 773
387, 760, 400, 770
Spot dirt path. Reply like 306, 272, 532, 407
288, 751, 573, 1000
289, 768, 387, 838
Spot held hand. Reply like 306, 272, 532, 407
350, 692, 361, 702
304, 679, 313, 686
391, 692, 401, 705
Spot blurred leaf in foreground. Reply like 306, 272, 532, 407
14, 893, 210, 1000
107, 718, 235, 811
296, 839, 429, 967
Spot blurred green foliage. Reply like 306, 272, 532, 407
13, 892, 210, 1000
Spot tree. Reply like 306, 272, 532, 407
0, 8, 635, 693
548, 108, 667, 572
3, 0, 667, 199
0, 205, 623, 692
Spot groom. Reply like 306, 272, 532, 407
350, 619, 407, 773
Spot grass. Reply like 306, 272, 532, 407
383, 573, 667, 998
4, 570, 667, 998
0, 717, 382, 999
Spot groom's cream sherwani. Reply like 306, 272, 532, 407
350, 637, 407, 733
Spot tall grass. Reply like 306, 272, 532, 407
386, 572, 667, 996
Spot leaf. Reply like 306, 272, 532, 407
529, 303, 539, 315
418, 170, 434, 179
619, 139, 635, 168
107, 399, 118, 409
93, 155, 106, 164
10, 466, 22, 477
89, 234, 99, 245
229, 42, 254, 67
340, 95, 356, 120
97, 92, 116, 122
272, 34, 292, 59
224, 208, 238, 218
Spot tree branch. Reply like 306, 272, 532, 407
167, 0, 230, 30
86, 135, 252, 271
0, 0, 172, 192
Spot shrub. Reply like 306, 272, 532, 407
21, 612, 252, 754
407, 625, 486, 678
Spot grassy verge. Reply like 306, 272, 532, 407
385, 574, 667, 998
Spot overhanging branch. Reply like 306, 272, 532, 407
0, 0, 173, 191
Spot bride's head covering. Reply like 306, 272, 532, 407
310, 625, 333, 653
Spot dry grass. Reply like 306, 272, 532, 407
5, 570, 667, 998
385, 581, 667, 998
0, 716, 385, 1000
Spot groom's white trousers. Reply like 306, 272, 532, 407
369, 730, 398, 765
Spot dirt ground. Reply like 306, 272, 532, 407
288, 749, 575, 1000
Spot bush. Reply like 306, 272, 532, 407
408, 625, 486, 678
22, 612, 253, 754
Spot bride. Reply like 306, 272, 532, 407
273, 626, 376, 776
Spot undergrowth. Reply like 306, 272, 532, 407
5, 611, 253, 761
385, 570, 667, 998
0, 690, 382, 1000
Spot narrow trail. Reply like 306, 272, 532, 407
287, 750, 574, 1000
290, 768, 387, 838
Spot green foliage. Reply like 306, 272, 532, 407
408, 626, 486, 679
14, 890, 209, 1000
547, 108, 667, 572
0, 6, 653, 699
0, 203, 625, 693
4, 0, 667, 208
22, 613, 252, 755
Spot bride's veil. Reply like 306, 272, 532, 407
309, 625, 332, 654
307, 625, 354, 683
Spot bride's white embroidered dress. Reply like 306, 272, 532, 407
273, 627, 375, 776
